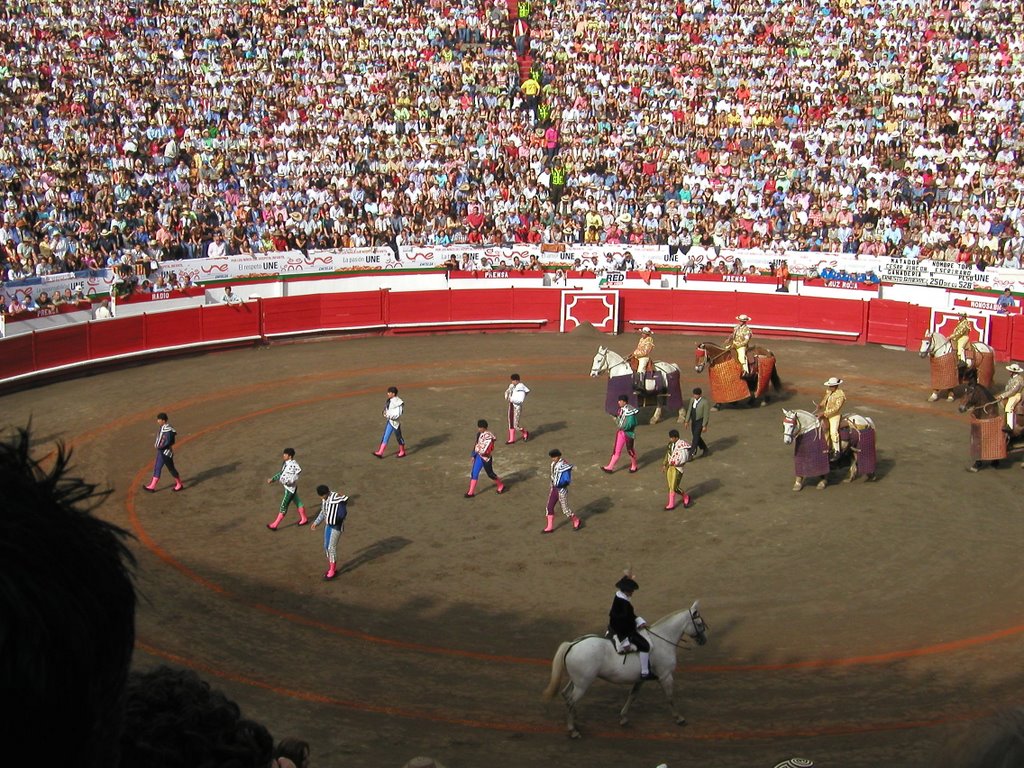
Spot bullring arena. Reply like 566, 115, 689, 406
5, 309, 1023, 768
4, 0, 1024, 763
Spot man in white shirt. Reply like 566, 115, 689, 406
504, 373, 531, 444
207, 231, 227, 259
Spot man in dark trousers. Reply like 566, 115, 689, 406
682, 387, 711, 458
607, 574, 655, 680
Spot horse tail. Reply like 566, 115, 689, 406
770, 361, 782, 391
542, 641, 571, 700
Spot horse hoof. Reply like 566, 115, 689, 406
866, 474, 876, 482
928, 393, 939, 402
842, 477, 853, 484
759, 400, 767, 407
792, 484, 802, 492
947, 394, 955, 401
569, 730, 581, 740
619, 718, 629, 727
676, 717, 688, 727
816, 480, 827, 489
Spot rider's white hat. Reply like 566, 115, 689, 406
1007, 363, 1024, 374
640, 326, 652, 334
736, 314, 751, 322
823, 377, 843, 387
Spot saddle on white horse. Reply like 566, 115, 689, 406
840, 414, 874, 431
608, 630, 650, 655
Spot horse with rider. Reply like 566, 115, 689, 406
958, 362, 1024, 471
781, 376, 877, 490
592, 333, 683, 424
919, 314, 995, 401
694, 314, 781, 407
543, 572, 708, 739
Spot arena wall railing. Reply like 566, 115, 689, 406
0, 269, 1021, 390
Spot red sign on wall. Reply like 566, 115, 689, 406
560, 290, 619, 333
933, 310, 989, 344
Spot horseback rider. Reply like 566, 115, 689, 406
949, 311, 972, 365
608, 574, 656, 680
724, 314, 752, 375
816, 377, 847, 458
630, 327, 655, 390
996, 363, 1024, 433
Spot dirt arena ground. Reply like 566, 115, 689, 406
7, 329, 1024, 768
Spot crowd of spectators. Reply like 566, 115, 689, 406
2, 0, 1024, 293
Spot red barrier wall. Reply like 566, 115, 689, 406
90, 314, 146, 358
621, 290, 866, 340
262, 295, 322, 336
1, 285, 1019, 388
146, 308, 203, 349
320, 290, 386, 329
0, 334, 35, 379
33, 325, 88, 370
866, 299, 910, 346
1007, 314, 1024, 361
388, 290, 452, 325
202, 303, 262, 341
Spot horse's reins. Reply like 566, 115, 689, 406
700, 347, 732, 366
646, 627, 692, 650
646, 613, 709, 650
969, 399, 1001, 412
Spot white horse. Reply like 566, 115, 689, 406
782, 408, 876, 490
589, 346, 682, 424
542, 602, 708, 738
919, 330, 994, 401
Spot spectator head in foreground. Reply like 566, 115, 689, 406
119, 665, 275, 768
937, 707, 1024, 768
0, 428, 136, 768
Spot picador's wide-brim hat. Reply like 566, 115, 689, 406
616, 576, 639, 592
736, 314, 751, 322
640, 326, 652, 334
1007, 363, 1024, 374
823, 377, 843, 387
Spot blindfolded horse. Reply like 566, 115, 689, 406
919, 330, 994, 401
694, 341, 781, 408
782, 408, 877, 490
590, 346, 683, 424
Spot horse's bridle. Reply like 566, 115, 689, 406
647, 609, 709, 649
696, 344, 731, 367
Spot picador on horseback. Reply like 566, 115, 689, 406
629, 327, 655, 391
724, 314, 753, 377
816, 377, 847, 460
949, 311, 972, 365
996, 363, 1024, 434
